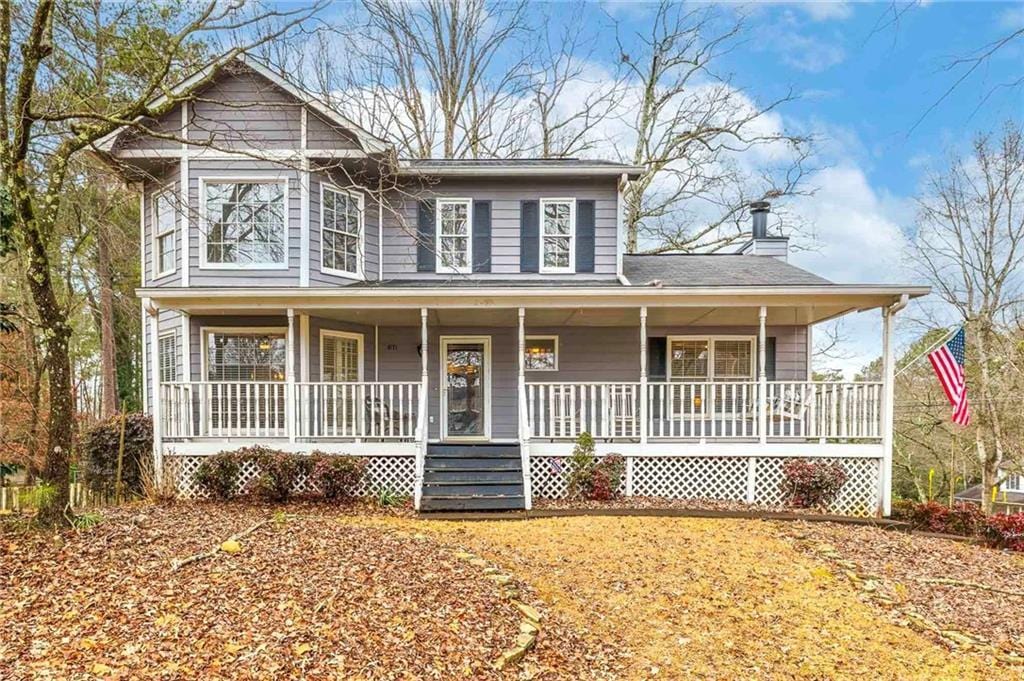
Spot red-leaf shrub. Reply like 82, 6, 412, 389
780, 459, 848, 509
247, 447, 310, 502
565, 434, 625, 501
82, 413, 153, 497
891, 500, 987, 536
985, 512, 1024, 552
310, 453, 366, 501
195, 450, 244, 500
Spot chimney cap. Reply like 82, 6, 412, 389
750, 200, 771, 213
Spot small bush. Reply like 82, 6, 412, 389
984, 512, 1024, 552
82, 413, 153, 498
565, 433, 624, 501
195, 450, 243, 500
891, 500, 987, 536
246, 447, 309, 503
944, 502, 988, 536
310, 453, 366, 501
780, 459, 848, 510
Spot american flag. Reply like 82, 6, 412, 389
927, 327, 971, 426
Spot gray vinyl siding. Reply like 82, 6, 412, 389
115, 103, 183, 151
187, 68, 300, 149
187, 160, 301, 286
306, 111, 360, 149
308, 169, 380, 286
381, 177, 620, 279
142, 167, 182, 288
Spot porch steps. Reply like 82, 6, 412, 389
420, 444, 525, 512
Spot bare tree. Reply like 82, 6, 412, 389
527, 7, 625, 159
912, 121, 1024, 511
322, 0, 531, 159
0, 0, 322, 525
614, 2, 812, 254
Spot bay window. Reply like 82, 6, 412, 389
202, 180, 287, 268
540, 198, 575, 273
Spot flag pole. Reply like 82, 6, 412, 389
894, 326, 959, 378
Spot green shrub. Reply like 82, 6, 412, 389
194, 450, 244, 500
780, 459, 848, 510
81, 413, 152, 498
310, 453, 366, 501
247, 447, 309, 502
565, 433, 624, 501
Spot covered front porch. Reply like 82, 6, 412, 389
142, 286, 914, 515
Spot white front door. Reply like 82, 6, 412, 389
440, 336, 491, 441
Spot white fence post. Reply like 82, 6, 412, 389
758, 306, 768, 445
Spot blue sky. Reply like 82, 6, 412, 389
583, 1, 1022, 372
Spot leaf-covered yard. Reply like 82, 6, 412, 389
2, 505, 1021, 679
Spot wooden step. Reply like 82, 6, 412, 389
424, 457, 522, 471
426, 444, 521, 458
424, 470, 524, 484
420, 495, 526, 511
422, 482, 524, 496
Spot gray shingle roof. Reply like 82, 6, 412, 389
623, 254, 832, 287
401, 158, 631, 168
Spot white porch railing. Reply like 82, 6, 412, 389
765, 381, 882, 440
647, 381, 759, 439
160, 381, 421, 440
295, 382, 421, 439
526, 380, 883, 443
526, 382, 641, 440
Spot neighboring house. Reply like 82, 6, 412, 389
96, 55, 928, 514
955, 472, 1024, 514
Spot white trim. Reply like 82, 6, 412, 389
666, 335, 757, 382
93, 53, 389, 155
157, 329, 181, 383
616, 173, 626, 278
140, 299, 148, 411
162, 441, 420, 456
181, 313, 191, 382
139, 187, 146, 286
299, 108, 309, 287
319, 182, 365, 279
401, 164, 644, 178
319, 329, 365, 382
529, 441, 884, 458
539, 197, 576, 274
377, 194, 384, 281
300, 314, 310, 382
435, 198, 473, 274
199, 326, 288, 380
110, 148, 370, 160
197, 176, 290, 270
151, 186, 178, 280
180, 103, 190, 287
439, 335, 492, 442
524, 335, 559, 371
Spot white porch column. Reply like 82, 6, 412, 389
518, 307, 532, 510
633, 307, 648, 497
145, 299, 163, 484
415, 308, 429, 510
758, 305, 768, 444
881, 307, 895, 516
287, 308, 296, 442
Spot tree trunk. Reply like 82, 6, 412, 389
97, 225, 118, 417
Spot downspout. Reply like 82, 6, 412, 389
616, 172, 627, 281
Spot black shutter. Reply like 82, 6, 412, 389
520, 200, 539, 273
765, 336, 777, 381
416, 200, 436, 272
472, 200, 491, 273
575, 199, 596, 273
648, 337, 667, 381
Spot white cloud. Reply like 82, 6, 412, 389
776, 30, 846, 72
799, 1, 854, 22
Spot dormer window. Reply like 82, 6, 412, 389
436, 199, 472, 273
321, 185, 363, 277
540, 198, 575, 273
200, 179, 287, 269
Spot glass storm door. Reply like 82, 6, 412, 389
441, 338, 489, 440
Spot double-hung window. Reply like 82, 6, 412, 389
321, 331, 363, 382
202, 180, 287, 268
158, 332, 180, 383
153, 190, 177, 277
668, 337, 755, 416
321, 185, 362, 277
540, 198, 575, 273
204, 329, 287, 433
436, 199, 472, 273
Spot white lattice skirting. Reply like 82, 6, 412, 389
530, 455, 882, 517
164, 454, 416, 500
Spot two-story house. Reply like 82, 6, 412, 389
97, 55, 927, 514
